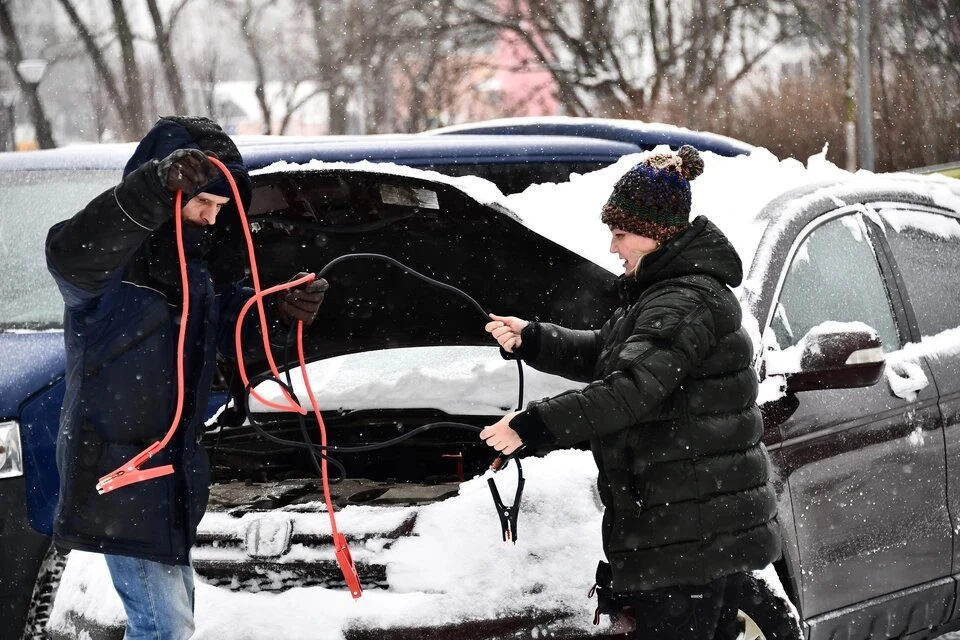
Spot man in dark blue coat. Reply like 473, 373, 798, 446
46, 116, 327, 639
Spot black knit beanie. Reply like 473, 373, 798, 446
600, 145, 705, 243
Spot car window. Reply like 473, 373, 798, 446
0, 169, 119, 329
770, 214, 900, 352
877, 208, 960, 338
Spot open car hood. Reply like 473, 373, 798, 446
242, 167, 618, 372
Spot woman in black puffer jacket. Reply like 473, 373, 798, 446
481, 146, 780, 640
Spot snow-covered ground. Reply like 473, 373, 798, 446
47, 145, 960, 638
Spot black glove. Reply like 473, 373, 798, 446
156, 149, 219, 196
278, 273, 329, 325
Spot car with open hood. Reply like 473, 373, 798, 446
0, 131, 632, 640
3, 138, 960, 640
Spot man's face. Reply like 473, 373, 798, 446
182, 192, 230, 227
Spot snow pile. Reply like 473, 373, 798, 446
251, 346, 584, 414
255, 158, 508, 210
504, 146, 851, 277
50, 450, 606, 640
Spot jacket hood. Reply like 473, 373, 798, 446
620, 216, 742, 300
124, 116, 252, 205
125, 116, 252, 285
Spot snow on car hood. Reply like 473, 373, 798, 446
50, 449, 610, 639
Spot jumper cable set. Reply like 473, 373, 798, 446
94, 156, 526, 599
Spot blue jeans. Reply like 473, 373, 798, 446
104, 554, 195, 640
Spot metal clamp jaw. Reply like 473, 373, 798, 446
487, 452, 525, 543
95, 443, 173, 494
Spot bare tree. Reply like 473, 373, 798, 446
233, 0, 271, 133
216, 0, 322, 134
766, 0, 960, 170
146, 0, 191, 114
189, 47, 222, 120
872, 0, 960, 169
0, 0, 55, 148
300, 0, 371, 134
453, 0, 802, 123
110, 0, 147, 133
86, 63, 110, 141
297, 0, 480, 134
56, 0, 148, 139
389, 0, 500, 132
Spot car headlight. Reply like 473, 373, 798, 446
0, 421, 24, 479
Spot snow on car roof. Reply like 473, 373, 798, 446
256, 145, 960, 307
252, 157, 511, 212
423, 115, 757, 155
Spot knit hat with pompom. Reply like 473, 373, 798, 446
600, 144, 704, 243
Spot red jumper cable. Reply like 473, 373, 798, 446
94, 186, 190, 495
95, 156, 362, 598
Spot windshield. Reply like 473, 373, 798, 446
0, 169, 120, 329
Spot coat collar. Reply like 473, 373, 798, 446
616, 216, 742, 304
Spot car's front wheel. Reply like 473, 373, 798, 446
20, 543, 66, 640
736, 570, 803, 640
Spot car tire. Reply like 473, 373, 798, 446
736, 571, 803, 640
20, 544, 66, 640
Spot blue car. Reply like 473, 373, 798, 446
0, 132, 638, 640
422, 116, 756, 158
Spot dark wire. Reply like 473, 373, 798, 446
232, 252, 525, 482
243, 372, 483, 453
314, 253, 489, 318
242, 373, 348, 482
283, 321, 322, 478
313, 252, 527, 421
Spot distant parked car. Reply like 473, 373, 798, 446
422, 115, 756, 158
3, 137, 960, 640
907, 161, 960, 179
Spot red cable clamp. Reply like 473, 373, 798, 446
334, 532, 363, 598
96, 444, 174, 494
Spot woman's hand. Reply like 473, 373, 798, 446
485, 313, 529, 353
480, 411, 523, 455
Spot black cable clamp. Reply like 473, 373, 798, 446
487, 452, 525, 543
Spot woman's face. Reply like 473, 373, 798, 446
609, 227, 658, 276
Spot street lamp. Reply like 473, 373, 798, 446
16, 59, 47, 86
0, 89, 14, 152
15, 58, 53, 149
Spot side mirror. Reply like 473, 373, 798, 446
766, 325, 885, 393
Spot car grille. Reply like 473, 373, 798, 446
195, 557, 390, 592
193, 478, 454, 594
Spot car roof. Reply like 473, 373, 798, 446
0, 133, 641, 172
422, 116, 756, 157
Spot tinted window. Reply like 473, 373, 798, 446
771, 214, 900, 351
878, 208, 960, 337
0, 169, 119, 328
